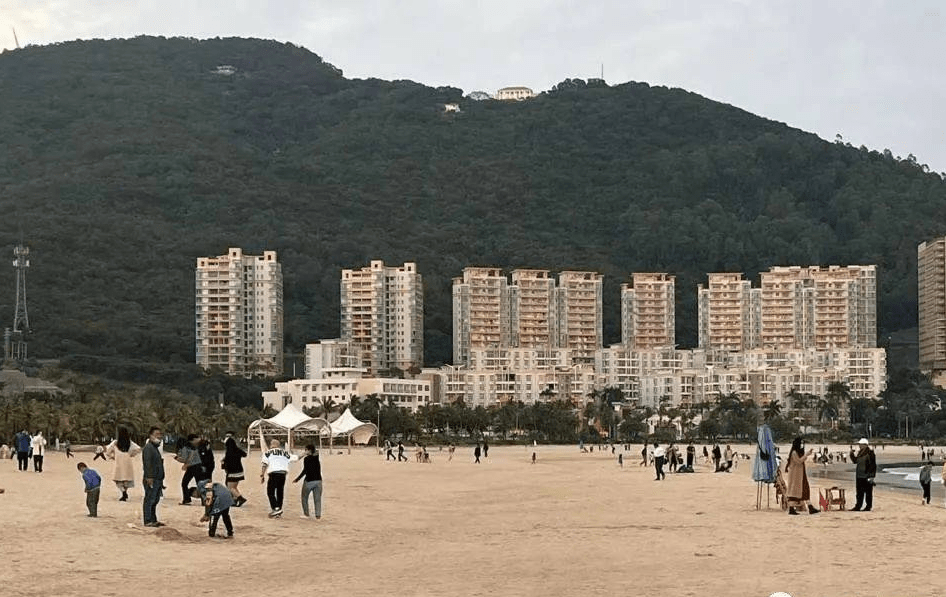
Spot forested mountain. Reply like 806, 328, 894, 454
0, 36, 944, 370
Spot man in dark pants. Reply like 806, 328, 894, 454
14, 430, 31, 471
261, 439, 294, 517
142, 426, 166, 527
175, 434, 204, 504
653, 443, 666, 480
397, 441, 407, 462
198, 436, 215, 480
850, 438, 877, 511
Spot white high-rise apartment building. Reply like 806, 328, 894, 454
340, 261, 423, 375
918, 239, 946, 383
698, 273, 760, 351
759, 265, 876, 350
452, 267, 510, 367
555, 271, 604, 357
509, 269, 556, 348
195, 248, 283, 377
453, 267, 603, 366
621, 273, 675, 349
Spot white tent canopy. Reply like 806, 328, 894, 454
247, 402, 331, 451
328, 408, 378, 445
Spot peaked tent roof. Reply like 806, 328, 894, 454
265, 402, 314, 430
247, 402, 331, 451
329, 408, 378, 444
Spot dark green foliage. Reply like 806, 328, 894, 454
0, 36, 943, 368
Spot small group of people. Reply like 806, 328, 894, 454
782, 437, 877, 515
5, 430, 47, 472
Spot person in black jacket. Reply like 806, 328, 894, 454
293, 444, 322, 519
142, 426, 166, 527
198, 436, 215, 480
850, 438, 877, 511
221, 433, 247, 507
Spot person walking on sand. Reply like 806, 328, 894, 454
686, 442, 695, 468
93, 444, 107, 461
849, 438, 877, 512
105, 427, 141, 501
175, 434, 205, 505
474, 444, 481, 464
397, 441, 407, 462
31, 431, 47, 472
784, 437, 819, 515
712, 443, 722, 472
261, 439, 296, 518
142, 426, 166, 527
14, 430, 30, 471
482, 440, 489, 459
653, 443, 666, 481
920, 461, 933, 505
64, 440, 74, 459
618, 453, 623, 468
77, 462, 101, 517
293, 444, 323, 520
448, 443, 455, 461
221, 433, 247, 507
639, 442, 648, 467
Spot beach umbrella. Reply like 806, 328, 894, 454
753, 424, 778, 509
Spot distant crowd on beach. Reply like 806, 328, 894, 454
5, 428, 946, 532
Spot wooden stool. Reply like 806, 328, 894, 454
821, 486, 846, 511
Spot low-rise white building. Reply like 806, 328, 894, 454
495, 86, 534, 101
595, 346, 886, 409
262, 369, 435, 414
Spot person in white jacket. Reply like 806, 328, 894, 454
31, 432, 47, 473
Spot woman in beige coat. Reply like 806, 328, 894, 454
784, 437, 820, 515
105, 427, 141, 501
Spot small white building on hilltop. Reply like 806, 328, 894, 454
443, 103, 461, 113
495, 86, 534, 101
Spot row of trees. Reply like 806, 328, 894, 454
6, 364, 946, 448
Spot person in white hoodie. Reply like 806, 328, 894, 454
31, 432, 47, 473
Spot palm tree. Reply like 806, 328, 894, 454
763, 400, 782, 422
318, 397, 338, 419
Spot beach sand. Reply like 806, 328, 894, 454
0, 443, 940, 596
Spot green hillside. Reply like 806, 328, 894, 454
0, 36, 943, 370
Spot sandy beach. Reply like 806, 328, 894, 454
0, 443, 941, 597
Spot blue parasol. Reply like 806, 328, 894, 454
753, 424, 778, 482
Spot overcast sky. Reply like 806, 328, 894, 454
2, 0, 944, 173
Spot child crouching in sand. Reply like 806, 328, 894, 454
193, 480, 234, 538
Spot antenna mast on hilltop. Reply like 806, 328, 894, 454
12, 27, 20, 49
4, 244, 30, 362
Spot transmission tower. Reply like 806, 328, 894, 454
4, 244, 30, 362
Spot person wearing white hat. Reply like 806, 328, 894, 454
849, 438, 876, 511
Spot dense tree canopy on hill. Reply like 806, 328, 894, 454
0, 36, 943, 370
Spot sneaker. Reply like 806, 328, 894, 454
807, 505, 820, 515
223, 534, 233, 539
300, 515, 310, 520
144, 522, 159, 527
788, 507, 798, 515
273, 508, 283, 516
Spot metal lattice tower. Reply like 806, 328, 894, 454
13, 244, 30, 333
5, 244, 30, 362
